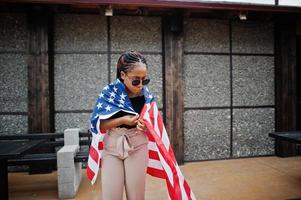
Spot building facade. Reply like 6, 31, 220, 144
0, 0, 300, 163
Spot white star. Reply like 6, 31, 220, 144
104, 85, 109, 90
108, 97, 114, 103
119, 99, 125, 104
99, 93, 104, 98
94, 113, 99, 119
96, 102, 103, 109
110, 92, 116, 98
105, 105, 112, 112
118, 103, 124, 108
113, 86, 118, 92
148, 94, 153, 99
120, 93, 126, 100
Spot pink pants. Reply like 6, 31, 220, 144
101, 128, 149, 200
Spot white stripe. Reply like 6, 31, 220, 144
143, 108, 151, 124
161, 128, 170, 150
148, 159, 164, 170
157, 150, 174, 187
88, 154, 99, 174
91, 133, 101, 148
147, 141, 157, 151
175, 164, 189, 200
88, 134, 102, 184
146, 103, 151, 111
152, 105, 161, 137
99, 150, 103, 159
96, 118, 101, 135
152, 103, 170, 149
143, 104, 152, 123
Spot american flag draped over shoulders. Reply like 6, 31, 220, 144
87, 79, 196, 200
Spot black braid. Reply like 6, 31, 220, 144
116, 50, 147, 79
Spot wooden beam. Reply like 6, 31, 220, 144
27, 8, 55, 173
274, 17, 297, 156
28, 8, 54, 133
296, 21, 301, 35
163, 13, 184, 164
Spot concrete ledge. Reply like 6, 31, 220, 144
57, 144, 82, 199
57, 145, 78, 168
64, 128, 80, 146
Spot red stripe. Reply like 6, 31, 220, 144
148, 105, 155, 129
183, 179, 192, 200
98, 141, 104, 150
148, 150, 160, 160
86, 165, 95, 181
147, 132, 155, 142
168, 145, 177, 163
167, 179, 177, 200
155, 103, 164, 135
89, 146, 99, 164
147, 167, 166, 179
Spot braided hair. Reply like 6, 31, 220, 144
116, 51, 147, 79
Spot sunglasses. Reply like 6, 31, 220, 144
126, 74, 150, 86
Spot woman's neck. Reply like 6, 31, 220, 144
128, 93, 140, 98
127, 90, 142, 98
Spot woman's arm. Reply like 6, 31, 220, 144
100, 115, 139, 130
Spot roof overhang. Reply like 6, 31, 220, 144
2, 0, 301, 13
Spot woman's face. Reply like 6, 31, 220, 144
121, 63, 148, 97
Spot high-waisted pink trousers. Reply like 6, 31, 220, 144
101, 128, 149, 200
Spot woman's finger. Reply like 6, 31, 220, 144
137, 127, 143, 131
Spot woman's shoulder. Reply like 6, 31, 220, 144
99, 79, 122, 93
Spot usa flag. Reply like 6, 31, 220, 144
87, 79, 196, 200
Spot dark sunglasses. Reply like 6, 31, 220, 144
126, 74, 150, 86
131, 78, 150, 86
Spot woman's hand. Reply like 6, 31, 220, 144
100, 114, 139, 130
100, 114, 147, 131
136, 120, 147, 132
122, 115, 139, 126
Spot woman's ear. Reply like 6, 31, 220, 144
120, 71, 126, 81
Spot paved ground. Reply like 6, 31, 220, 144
9, 156, 301, 200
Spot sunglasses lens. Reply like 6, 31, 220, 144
131, 79, 150, 86
142, 79, 150, 85
132, 80, 141, 86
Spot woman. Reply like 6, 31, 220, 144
91, 51, 151, 200
89, 51, 195, 200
